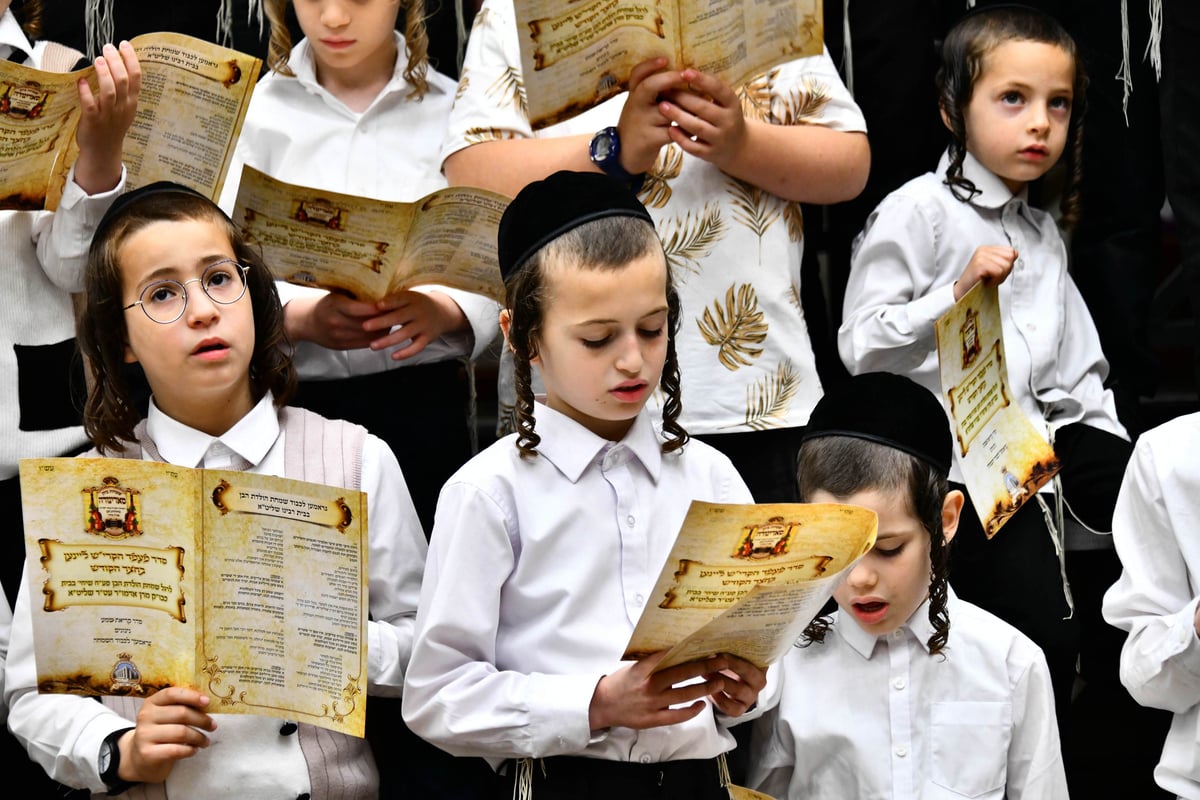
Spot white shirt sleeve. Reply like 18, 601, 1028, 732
401, 479, 602, 759
1005, 645, 1069, 799
4, 574, 133, 792
838, 192, 958, 376
1103, 438, 1200, 713
361, 433, 428, 695
32, 165, 127, 293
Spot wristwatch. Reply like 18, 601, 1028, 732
99, 728, 138, 795
589, 127, 645, 191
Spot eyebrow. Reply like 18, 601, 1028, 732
576, 306, 670, 325
135, 254, 237, 285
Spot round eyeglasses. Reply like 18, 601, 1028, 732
122, 260, 250, 324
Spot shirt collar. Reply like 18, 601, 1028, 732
937, 149, 1028, 210
0, 10, 35, 62
145, 392, 279, 469
837, 595, 936, 659
532, 401, 663, 483
290, 32, 445, 111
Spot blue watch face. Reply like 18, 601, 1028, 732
593, 133, 616, 162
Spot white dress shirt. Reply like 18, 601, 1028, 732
402, 402, 771, 768
748, 593, 1067, 800
5, 394, 428, 797
0, 9, 126, 481
1102, 411, 1200, 799
219, 34, 500, 379
441, 0, 867, 435
839, 151, 1125, 484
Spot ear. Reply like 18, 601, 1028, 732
941, 489, 965, 546
123, 338, 138, 365
498, 308, 519, 355
939, 102, 952, 133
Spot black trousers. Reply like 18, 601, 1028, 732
501, 756, 728, 800
948, 423, 1131, 748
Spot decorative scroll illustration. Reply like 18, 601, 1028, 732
624, 500, 876, 671
18, 457, 368, 737
935, 283, 1061, 537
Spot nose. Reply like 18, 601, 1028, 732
1027, 103, 1050, 134
845, 559, 877, 592
183, 278, 220, 326
321, 1, 350, 28
614, 333, 644, 375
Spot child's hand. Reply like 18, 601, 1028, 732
588, 651, 725, 731
285, 293, 389, 350
703, 653, 766, 717
659, 69, 746, 172
122, 687, 215, 784
74, 41, 141, 195
954, 245, 1018, 301
614, 57, 682, 175
364, 289, 469, 361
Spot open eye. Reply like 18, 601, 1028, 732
145, 282, 182, 305
1049, 96, 1072, 112
1000, 90, 1023, 105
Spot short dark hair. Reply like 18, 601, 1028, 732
796, 436, 952, 655
936, 5, 1088, 228
79, 191, 295, 453
503, 215, 688, 458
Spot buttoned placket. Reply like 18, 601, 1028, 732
886, 630, 915, 800
601, 441, 657, 761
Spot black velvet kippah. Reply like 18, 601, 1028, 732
803, 372, 953, 475
94, 181, 212, 242
497, 170, 653, 279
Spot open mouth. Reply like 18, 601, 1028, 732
193, 341, 228, 355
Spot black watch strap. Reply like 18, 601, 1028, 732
99, 727, 138, 795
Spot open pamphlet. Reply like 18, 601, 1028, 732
514, 0, 824, 129
232, 165, 508, 304
623, 500, 877, 671
18, 457, 369, 737
935, 282, 1061, 537
0, 31, 259, 210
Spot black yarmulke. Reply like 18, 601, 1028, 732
803, 372, 953, 475
94, 181, 212, 242
497, 170, 653, 279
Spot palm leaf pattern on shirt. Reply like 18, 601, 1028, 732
640, 146, 684, 209
463, 127, 521, 144
486, 65, 527, 114
787, 282, 802, 311
776, 77, 832, 125
784, 200, 804, 241
738, 70, 775, 122
744, 359, 799, 430
727, 178, 781, 260
660, 203, 726, 280
455, 74, 469, 101
697, 283, 768, 370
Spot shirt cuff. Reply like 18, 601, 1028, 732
906, 281, 958, 337
60, 163, 127, 223
524, 672, 605, 756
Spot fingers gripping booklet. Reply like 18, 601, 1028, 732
623, 500, 877, 671
0, 32, 260, 210
18, 457, 369, 737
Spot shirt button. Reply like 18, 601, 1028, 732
635, 593, 645, 605
1027, 323, 1037, 331
639, 753, 652, 763
626, 515, 636, 527
895, 746, 908, 758
891, 630, 903, 640
892, 677, 906, 690
1015, 258, 1024, 269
